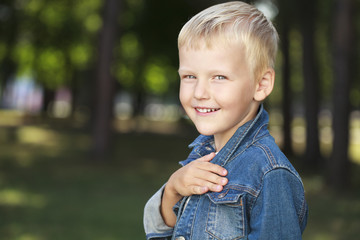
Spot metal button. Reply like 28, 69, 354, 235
205, 146, 212, 151
217, 192, 226, 198
217, 189, 229, 198
176, 236, 186, 240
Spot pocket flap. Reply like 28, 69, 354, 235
207, 187, 243, 204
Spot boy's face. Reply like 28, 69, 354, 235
178, 42, 260, 151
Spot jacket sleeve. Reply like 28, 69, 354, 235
143, 184, 173, 240
248, 169, 308, 240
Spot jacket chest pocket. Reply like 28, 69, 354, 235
206, 188, 245, 240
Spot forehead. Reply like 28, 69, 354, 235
179, 36, 245, 56
178, 42, 249, 73
179, 27, 244, 51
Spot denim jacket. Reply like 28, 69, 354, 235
144, 106, 308, 240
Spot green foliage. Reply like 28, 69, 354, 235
0, 0, 103, 90
144, 59, 177, 95
12, 41, 35, 76
114, 32, 143, 89
38, 2, 66, 29
1, 0, 359, 105
69, 43, 93, 70
36, 48, 67, 89
144, 63, 167, 94
83, 13, 102, 33
4, 0, 354, 105
114, 64, 135, 88
119, 33, 142, 61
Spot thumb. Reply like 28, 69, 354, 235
192, 185, 209, 195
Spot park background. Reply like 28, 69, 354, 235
0, 0, 359, 239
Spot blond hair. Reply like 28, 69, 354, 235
178, 1, 279, 81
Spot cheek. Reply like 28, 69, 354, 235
218, 84, 254, 105
179, 84, 190, 106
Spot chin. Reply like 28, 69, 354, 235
195, 126, 216, 136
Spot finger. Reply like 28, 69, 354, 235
195, 168, 228, 186
197, 162, 228, 177
191, 179, 224, 193
191, 185, 209, 195
192, 154, 227, 176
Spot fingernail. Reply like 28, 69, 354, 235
222, 169, 227, 175
221, 178, 227, 185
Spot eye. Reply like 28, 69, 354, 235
214, 75, 227, 80
183, 75, 196, 80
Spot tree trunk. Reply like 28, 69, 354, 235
92, 0, 121, 158
328, 0, 353, 189
42, 88, 55, 116
0, 1, 18, 99
281, 20, 293, 156
302, 0, 321, 167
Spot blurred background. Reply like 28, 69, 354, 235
0, 0, 359, 239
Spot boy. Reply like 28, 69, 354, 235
144, 1, 308, 239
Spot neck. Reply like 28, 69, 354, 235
213, 103, 260, 152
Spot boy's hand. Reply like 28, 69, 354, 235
161, 152, 228, 227
166, 152, 228, 197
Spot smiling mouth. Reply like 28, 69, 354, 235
195, 107, 220, 113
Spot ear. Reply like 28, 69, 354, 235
253, 68, 275, 102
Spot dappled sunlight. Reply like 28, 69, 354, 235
350, 113, 360, 163
0, 120, 359, 239
319, 126, 332, 156
17, 126, 59, 147
0, 110, 26, 126
0, 122, 92, 168
318, 110, 333, 157
17, 233, 43, 240
0, 188, 46, 208
0, 125, 63, 167
291, 124, 306, 155
309, 233, 335, 240
1, 224, 44, 240
15, 125, 91, 152
350, 143, 360, 164
269, 109, 360, 164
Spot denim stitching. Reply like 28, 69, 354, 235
254, 142, 277, 167
299, 193, 308, 225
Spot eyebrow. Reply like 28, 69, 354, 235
178, 67, 193, 73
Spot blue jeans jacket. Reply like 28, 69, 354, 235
144, 106, 308, 239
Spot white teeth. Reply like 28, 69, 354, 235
196, 108, 219, 113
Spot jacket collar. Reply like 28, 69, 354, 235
180, 104, 269, 167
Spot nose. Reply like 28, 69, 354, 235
194, 79, 210, 100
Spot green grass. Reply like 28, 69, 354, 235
302, 174, 360, 240
0, 121, 359, 240
0, 122, 193, 240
